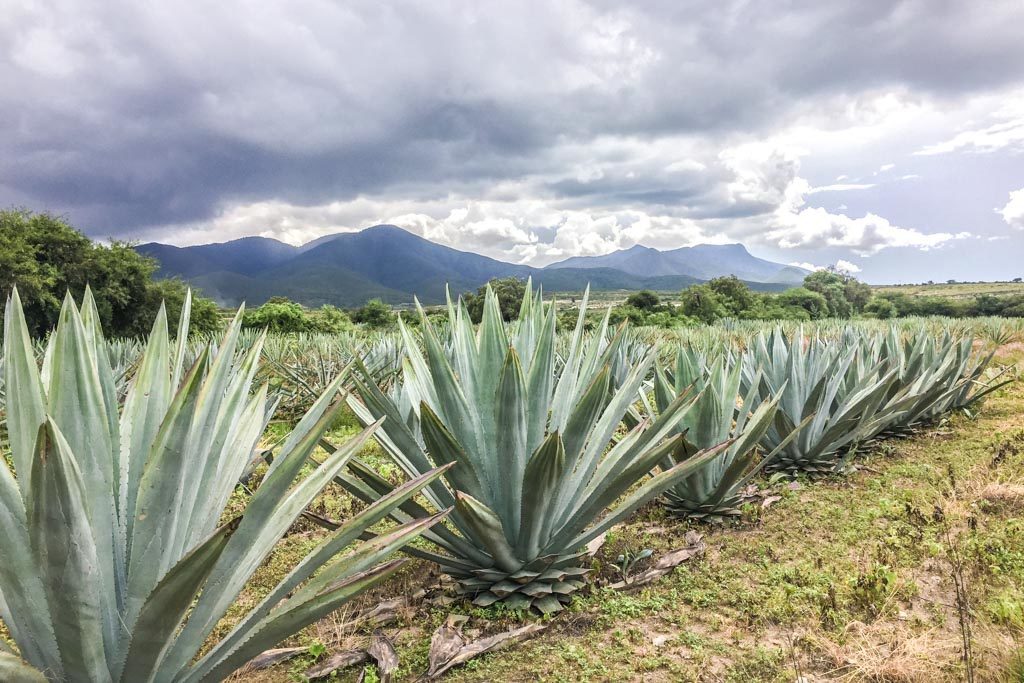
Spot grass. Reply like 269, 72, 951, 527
226, 346, 1024, 682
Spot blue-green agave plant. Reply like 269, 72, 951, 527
0, 288, 448, 682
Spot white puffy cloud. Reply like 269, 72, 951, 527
717, 143, 968, 256
835, 259, 862, 273
788, 260, 861, 274
999, 188, 1024, 229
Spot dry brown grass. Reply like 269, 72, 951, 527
978, 482, 1024, 512
809, 621, 961, 682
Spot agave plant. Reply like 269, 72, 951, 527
334, 282, 730, 613
743, 328, 901, 475
0, 288, 447, 682
652, 347, 804, 521
866, 327, 1010, 436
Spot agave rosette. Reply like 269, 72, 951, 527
336, 281, 730, 613
652, 346, 808, 521
743, 328, 902, 475
0, 288, 447, 682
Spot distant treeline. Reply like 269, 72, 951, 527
599, 274, 1024, 328
1, 209, 222, 338
4, 209, 1022, 339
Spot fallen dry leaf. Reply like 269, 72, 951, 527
243, 646, 308, 671
426, 624, 468, 678
304, 649, 369, 680
608, 533, 705, 590
425, 622, 549, 679
368, 630, 399, 682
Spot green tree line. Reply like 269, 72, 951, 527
1, 209, 221, 337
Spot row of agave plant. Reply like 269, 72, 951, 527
322, 282, 1009, 614
0, 282, 1011, 680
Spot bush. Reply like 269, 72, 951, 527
679, 284, 727, 323
625, 290, 661, 311
463, 277, 528, 323
352, 298, 396, 329
864, 297, 897, 319
242, 299, 356, 334
242, 299, 309, 333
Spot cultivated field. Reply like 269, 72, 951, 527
2, 290, 1023, 682
875, 281, 1024, 299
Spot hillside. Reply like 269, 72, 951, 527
548, 243, 809, 285
138, 225, 795, 307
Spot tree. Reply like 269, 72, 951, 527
803, 270, 852, 318
0, 208, 220, 338
843, 278, 873, 313
463, 277, 528, 323
242, 299, 309, 333
776, 287, 830, 319
352, 298, 396, 329
707, 276, 754, 316
679, 284, 727, 324
624, 290, 660, 311
146, 279, 223, 337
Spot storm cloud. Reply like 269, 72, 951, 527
3, 0, 1023, 281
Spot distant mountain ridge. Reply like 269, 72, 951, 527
137, 225, 804, 307
549, 243, 808, 284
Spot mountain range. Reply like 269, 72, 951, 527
137, 224, 807, 307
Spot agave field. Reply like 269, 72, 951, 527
0, 282, 1020, 682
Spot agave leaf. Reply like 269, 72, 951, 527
568, 439, 733, 550
191, 512, 447, 683
120, 306, 172, 560
28, 420, 110, 683
127, 348, 211, 627
44, 294, 123, 652
516, 431, 566, 558
204, 464, 453, 671
494, 347, 528, 533
118, 518, 240, 682
3, 288, 48, 503
0, 449, 57, 672
155, 405, 370, 677
455, 493, 522, 573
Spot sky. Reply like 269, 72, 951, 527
2, 0, 1023, 284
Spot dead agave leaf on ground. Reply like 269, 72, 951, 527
425, 622, 549, 679
426, 621, 468, 677
608, 531, 705, 590
585, 529, 609, 556
243, 646, 310, 671
368, 630, 399, 681
425, 612, 549, 678
304, 650, 370, 680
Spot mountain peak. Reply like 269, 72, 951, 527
547, 240, 800, 285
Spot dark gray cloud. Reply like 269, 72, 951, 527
2, 0, 1023, 281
